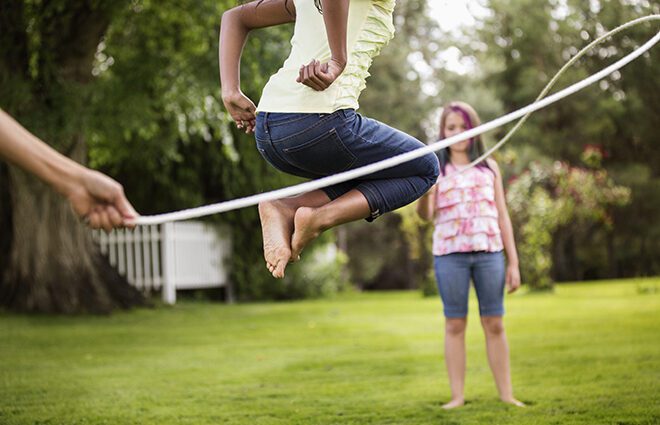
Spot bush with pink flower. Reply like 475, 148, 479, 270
506, 155, 630, 290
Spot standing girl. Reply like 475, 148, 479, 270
219, 0, 439, 278
417, 101, 524, 408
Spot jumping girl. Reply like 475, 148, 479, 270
417, 101, 524, 408
219, 0, 440, 278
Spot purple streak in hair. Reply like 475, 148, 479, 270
450, 105, 474, 147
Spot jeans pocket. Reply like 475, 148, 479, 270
281, 129, 356, 175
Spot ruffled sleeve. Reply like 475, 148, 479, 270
335, 0, 396, 107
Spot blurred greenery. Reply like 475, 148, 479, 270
1, 0, 659, 308
393, 0, 659, 291
471, 0, 660, 285
506, 159, 630, 290
345, 0, 659, 292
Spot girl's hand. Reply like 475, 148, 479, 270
296, 58, 346, 91
222, 91, 257, 134
506, 264, 521, 294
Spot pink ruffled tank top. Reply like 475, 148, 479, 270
433, 163, 504, 256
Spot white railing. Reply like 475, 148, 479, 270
93, 222, 231, 304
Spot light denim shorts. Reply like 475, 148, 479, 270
434, 251, 506, 318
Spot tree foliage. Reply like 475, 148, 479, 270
415, 0, 660, 288
477, 0, 659, 282
507, 155, 630, 290
0, 0, 145, 313
3, 0, 657, 309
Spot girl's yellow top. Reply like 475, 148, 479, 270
257, 0, 395, 113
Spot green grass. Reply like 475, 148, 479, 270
1, 278, 659, 425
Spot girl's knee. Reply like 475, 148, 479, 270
445, 318, 467, 336
481, 316, 505, 335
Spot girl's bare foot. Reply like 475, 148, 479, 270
441, 399, 465, 409
258, 200, 295, 278
501, 398, 525, 407
291, 206, 323, 260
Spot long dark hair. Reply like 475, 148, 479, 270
437, 101, 491, 176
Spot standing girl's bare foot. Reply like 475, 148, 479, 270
258, 200, 295, 278
441, 398, 465, 409
291, 206, 323, 260
501, 397, 525, 407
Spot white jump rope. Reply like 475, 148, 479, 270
134, 15, 659, 226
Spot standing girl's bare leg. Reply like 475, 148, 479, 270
480, 316, 525, 406
443, 317, 467, 409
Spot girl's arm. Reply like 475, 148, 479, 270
297, 0, 349, 91
219, 0, 296, 134
489, 159, 521, 294
416, 185, 436, 221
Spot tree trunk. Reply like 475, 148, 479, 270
1, 136, 144, 314
0, 163, 12, 290
0, 0, 144, 313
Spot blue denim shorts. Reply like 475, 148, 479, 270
434, 251, 506, 318
255, 109, 439, 221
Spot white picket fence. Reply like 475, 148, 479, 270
93, 222, 232, 304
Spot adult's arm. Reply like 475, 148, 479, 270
0, 109, 137, 231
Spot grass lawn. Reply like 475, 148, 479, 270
1, 278, 659, 425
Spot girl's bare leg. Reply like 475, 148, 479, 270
290, 189, 370, 260
443, 317, 467, 409
481, 316, 525, 407
258, 190, 331, 278
260, 189, 371, 278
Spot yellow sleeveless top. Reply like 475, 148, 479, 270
256, 0, 395, 113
